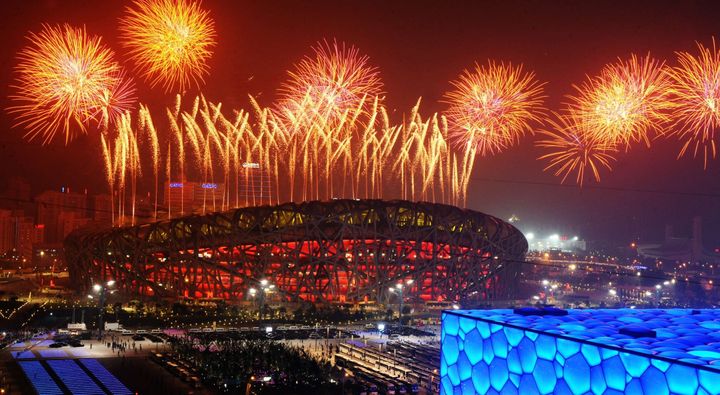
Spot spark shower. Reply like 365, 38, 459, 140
6, 0, 720, 226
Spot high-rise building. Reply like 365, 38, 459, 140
14, 216, 41, 260
163, 181, 227, 215
91, 194, 113, 224
0, 209, 13, 253
193, 182, 226, 212
164, 181, 196, 216
58, 211, 91, 241
36, 188, 88, 243
238, 162, 272, 206
0, 177, 33, 216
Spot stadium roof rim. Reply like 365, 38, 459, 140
68, 199, 527, 250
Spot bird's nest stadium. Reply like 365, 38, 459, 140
65, 199, 528, 304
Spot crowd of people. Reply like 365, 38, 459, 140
170, 337, 340, 394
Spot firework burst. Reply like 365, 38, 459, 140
568, 54, 673, 148
119, 0, 216, 92
278, 40, 383, 131
8, 24, 135, 144
666, 39, 720, 167
536, 112, 617, 186
95, 70, 138, 130
443, 61, 545, 156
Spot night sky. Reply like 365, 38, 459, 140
1, 0, 719, 246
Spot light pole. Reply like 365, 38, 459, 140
389, 279, 413, 327
88, 280, 115, 340
256, 279, 274, 321
248, 287, 257, 317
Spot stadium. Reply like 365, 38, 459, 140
65, 199, 528, 304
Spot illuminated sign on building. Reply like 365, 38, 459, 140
242, 162, 260, 169
201, 183, 218, 189
169, 182, 184, 188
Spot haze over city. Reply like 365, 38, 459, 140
0, 0, 719, 246
1, 1, 719, 394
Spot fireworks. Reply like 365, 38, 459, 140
16, 0, 720, 219
536, 112, 617, 186
567, 54, 673, 148
666, 39, 720, 168
99, 91, 476, 226
8, 24, 134, 144
443, 61, 546, 156
96, 70, 138, 130
119, 0, 216, 92
278, 40, 383, 132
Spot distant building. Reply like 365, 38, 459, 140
164, 181, 196, 216
91, 194, 113, 224
0, 209, 13, 253
192, 182, 226, 211
36, 188, 88, 243
0, 177, 34, 217
32, 244, 62, 271
0, 209, 45, 261
58, 211, 91, 241
637, 216, 720, 264
237, 162, 272, 206
164, 181, 227, 215
15, 216, 43, 260
527, 234, 586, 252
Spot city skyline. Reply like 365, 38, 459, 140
0, 1, 719, 246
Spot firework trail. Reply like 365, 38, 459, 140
98, 91, 482, 226
9, 24, 135, 144
119, 0, 216, 92
568, 54, 673, 148
536, 112, 617, 186
666, 39, 720, 168
100, 134, 116, 225
139, 104, 160, 219
278, 40, 383, 133
443, 61, 546, 157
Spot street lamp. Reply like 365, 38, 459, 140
389, 279, 413, 327
92, 279, 115, 339
248, 288, 258, 316
256, 280, 274, 320
541, 280, 549, 304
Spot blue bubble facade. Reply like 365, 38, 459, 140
440, 309, 720, 395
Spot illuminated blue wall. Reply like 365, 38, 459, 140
440, 309, 720, 395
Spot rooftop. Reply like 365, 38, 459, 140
445, 308, 720, 370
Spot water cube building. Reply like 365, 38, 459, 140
441, 308, 720, 395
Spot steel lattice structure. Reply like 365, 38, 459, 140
65, 199, 527, 303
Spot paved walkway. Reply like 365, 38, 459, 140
3, 333, 199, 395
